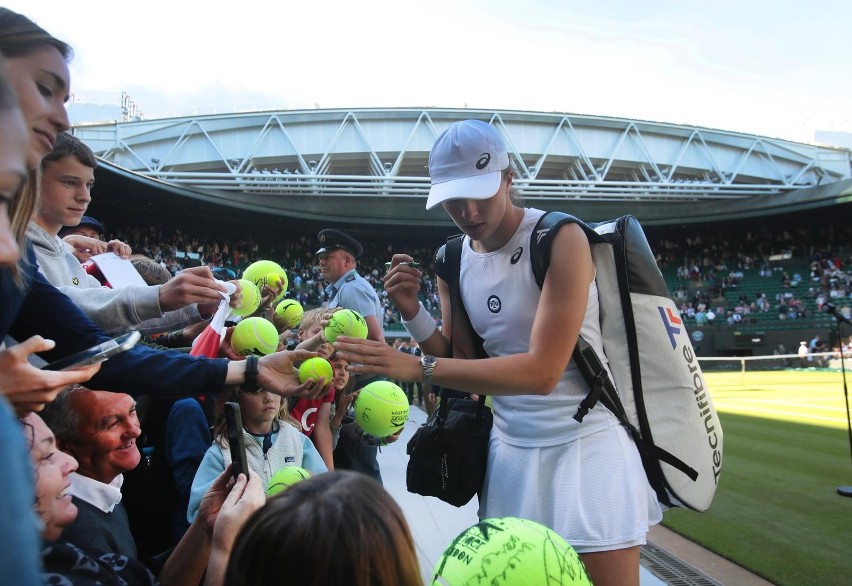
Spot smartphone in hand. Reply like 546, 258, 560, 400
224, 401, 250, 480
42, 331, 141, 371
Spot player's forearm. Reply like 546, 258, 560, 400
419, 329, 451, 358
429, 352, 563, 397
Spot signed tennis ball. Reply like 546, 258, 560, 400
242, 260, 288, 302
323, 308, 368, 343
273, 299, 304, 331
353, 381, 409, 438
266, 466, 311, 497
231, 317, 279, 356
298, 356, 333, 384
230, 279, 261, 317
430, 517, 592, 586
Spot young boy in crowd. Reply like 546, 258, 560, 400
27, 132, 229, 335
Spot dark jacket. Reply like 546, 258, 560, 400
1, 243, 227, 397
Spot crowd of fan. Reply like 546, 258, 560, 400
650, 223, 852, 327
108, 223, 443, 328
105, 219, 852, 332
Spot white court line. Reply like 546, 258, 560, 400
717, 397, 848, 413
714, 403, 848, 424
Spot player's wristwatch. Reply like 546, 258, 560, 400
421, 355, 437, 394
241, 355, 260, 393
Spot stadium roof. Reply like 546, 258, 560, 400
80, 108, 852, 229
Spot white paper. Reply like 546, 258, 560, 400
190, 281, 235, 352
91, 253, 147, 289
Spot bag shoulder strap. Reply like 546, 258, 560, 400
434, 235, 487, 423
434, 234, 463, 296
530, 212, 699, 500
530, 211, 606, 289
528, 211, 629, 424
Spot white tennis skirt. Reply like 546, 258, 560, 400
479, 424, 663, 554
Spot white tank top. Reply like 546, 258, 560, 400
460, 208, 616, 446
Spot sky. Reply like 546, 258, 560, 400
8, 0, 852, 146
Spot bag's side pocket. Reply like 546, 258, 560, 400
406, 425, 446, 496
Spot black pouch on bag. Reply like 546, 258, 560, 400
406, 394, 493, 507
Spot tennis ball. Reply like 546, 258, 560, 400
242, 260, 288, 303
231, 317, 279, 356
298, 356, 333, 384
266, 466, 311, 497
353, 381, 409, 438
266, 272, 281, 288
431, 517, 592, 586
230, 279, 261, 317
273, 298, 304, 331
324, 308, 369, 343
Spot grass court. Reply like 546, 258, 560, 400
663, 368, 852, 586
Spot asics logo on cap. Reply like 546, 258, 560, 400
476, 153, 491, 170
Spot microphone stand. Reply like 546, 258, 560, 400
825, 303, 852, 497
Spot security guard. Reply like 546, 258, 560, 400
316, 228, 384, 342
316, 229, 392, 484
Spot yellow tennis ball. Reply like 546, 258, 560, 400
266, 466, 311, 497
298, 356, 333, 384
273, 299, 304, 331
431, 517, 592, 586
230, 279, 261, 317
231, 317, 279, 356
353, 381, 409, 438
242, 260, 288, 302
324, 308, 369, 343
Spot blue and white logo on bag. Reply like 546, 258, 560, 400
658, 306, 682, 349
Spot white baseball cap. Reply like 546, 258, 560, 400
426, 120, 510, 210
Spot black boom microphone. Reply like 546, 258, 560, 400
824, 302, 852, 326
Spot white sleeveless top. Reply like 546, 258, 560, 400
460, 208, 617, 446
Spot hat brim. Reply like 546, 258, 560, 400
425, 171, 502, 210
315, 245, 356, 256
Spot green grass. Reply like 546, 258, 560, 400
663, 370, 852, 586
